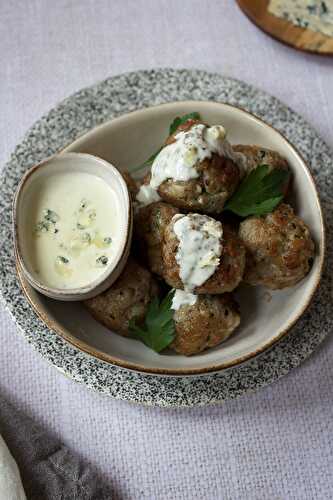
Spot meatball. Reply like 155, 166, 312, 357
134, 202, 179, 276
162, 214, 246, 294
233, 144, 289, 174
121, 170, 139, 201
171, 294, 240, 355
239, 203, 315, 289
233, 144, 291, 195
84, 258, 159, 336
147, 120, 242, 213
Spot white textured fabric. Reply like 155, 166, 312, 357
1, 1, 333, 499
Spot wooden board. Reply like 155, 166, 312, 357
236, 0, 333, 55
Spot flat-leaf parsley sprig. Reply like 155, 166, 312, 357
168, 111, 201, 136
129, 290, 175, 353
131, 112, 201, 173
224, 164, 290, 217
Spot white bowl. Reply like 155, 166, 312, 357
15, 102, 325, 374
14, 153, 132, 301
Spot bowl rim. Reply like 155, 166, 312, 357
15, 100, 326, 376
13, 152, 132, 300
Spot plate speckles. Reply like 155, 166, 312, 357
0, 69, 332, 407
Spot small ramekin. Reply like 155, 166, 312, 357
13, 152, 132, 301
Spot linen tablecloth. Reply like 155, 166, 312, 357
1, 1, 332, 498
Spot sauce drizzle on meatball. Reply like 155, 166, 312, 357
173, 213, 223, 292
136, 123, 244, 207
171, 289, 198, 310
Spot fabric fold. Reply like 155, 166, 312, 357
0, 395, 114, 500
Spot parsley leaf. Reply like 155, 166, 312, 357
129, 148, 162, 173
130, 112, 201, 173
129, 291, 175, 353
224, 165, 290, 217
168, 112, 201, 136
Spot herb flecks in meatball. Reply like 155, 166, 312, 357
134, 202, 179, 276
171, 294, 240, 355
84, 259, 159, 336
233, 145, 291, 196
239, 203, 314, 289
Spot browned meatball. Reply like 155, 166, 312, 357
134, 202, 179, 276
162, 215, 246, 294
121, 170, 139, 201
233, 144, 291, 195
171, 294, 240, 355
84, 259, 159, 336
154, 120, 242, 213
239, 203, 315, 289
233, 145, 289, 173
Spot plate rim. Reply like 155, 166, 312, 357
14, 99, 326, 376
0, 68, 331, 407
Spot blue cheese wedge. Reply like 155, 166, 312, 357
268, 0, 333, 37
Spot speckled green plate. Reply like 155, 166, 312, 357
0, 69, 332, 407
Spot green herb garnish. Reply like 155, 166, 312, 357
224, 165, 290, 217
131, 112, 201, 173
168, 111, 201, 136
129, 291, 175, 353
130, 150, 162, 173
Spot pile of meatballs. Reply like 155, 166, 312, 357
85, 119, 315, 356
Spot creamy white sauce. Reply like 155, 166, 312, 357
136, 184, 161, 206
171, 289, 198, 311
268, 0, 333, 37
136, 123, 244, 206
23, 171, 121, 289
173, 214, 223, 292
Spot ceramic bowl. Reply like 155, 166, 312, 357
14, 152, 132, 301
15, 101, 325, 374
